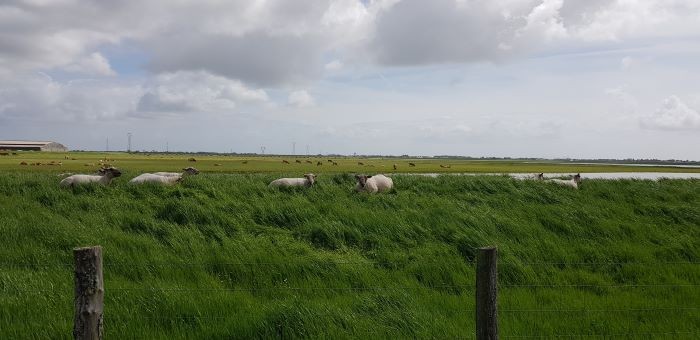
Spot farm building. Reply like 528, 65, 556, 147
0, 140, 68, 152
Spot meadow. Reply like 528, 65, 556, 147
2, 151, 699, 174
0, 166, 699, 339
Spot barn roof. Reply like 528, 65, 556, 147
0, 140, 56, 146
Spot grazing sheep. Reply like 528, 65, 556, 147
60, 167, 122, 188
408, 162, 416, 167
317, 161, 323, 166
188, 157, 197, 162
269, 173, 316, 188
295, 159, 302, 164
153, 167, 200, 177
357, 162, 364, 166
242, 160, 249, 164
129, 173, 183, 185
546, 173, 582, 189
305, 160, 313, 164
355, 174, 394, 193
327, 159, 333, 163
282, 160, 290, 164
19, 161, 27, 166
332, 162, 338, 166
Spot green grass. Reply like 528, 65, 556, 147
0, 171, 699, 339
1, 151, 699, 174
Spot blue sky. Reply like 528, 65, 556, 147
1, 0, 699, 159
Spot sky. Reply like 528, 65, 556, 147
0, 0, 699, 159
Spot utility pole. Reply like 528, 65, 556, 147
106, 138, 109, 152
306, 145, 310, 156
127, 132, 132, 152
261, 146, 266, 155
166, 141, 169, 153
293, 142, 296, 156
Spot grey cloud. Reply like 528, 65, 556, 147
369, 0, 520, 65
146, 32, 325, 87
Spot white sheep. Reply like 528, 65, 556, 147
269, 173, 316, 188
129, 173, 183, 185
59, 167, 122, 188
153, 167, 200, 177
355, 174, 393, 193
546, 173, 582, 189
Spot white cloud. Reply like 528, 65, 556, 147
63, 52, 116, 76
288, 90, 315, 108
641, 95, 700, 130
136, 71, 269, 116
324, 60, 344, 71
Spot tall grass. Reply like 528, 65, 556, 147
0, 172, 699, 339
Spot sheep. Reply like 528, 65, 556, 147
355, 174, 394, 193
327, 159, 333, 163
129, 173, 183, 186
305, 160, 313, 164
153, 167, 200, 177
57, 172, 74, 177
317, 161, 323, 166
59, 167, 122, 188
188, 157, 197, 162
332, 161, 338, 166
214, 163, 222, 166
282, 160, 290, 164
408, 162, 416, 167
535, 173, 544, 180
546, 173, 582, 189
19, 161, 27, 166
357, 162, 364, 166
269, 173, 316, 188
295, 159, 302, 164
393, 164, 397, 170
242, 160, 249, 164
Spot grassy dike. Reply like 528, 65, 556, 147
0, 172, 699, 338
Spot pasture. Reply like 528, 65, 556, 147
1, 151, 699, 174
0, 167, 698, 338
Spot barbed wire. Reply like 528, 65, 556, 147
108, 284, 475, 292
501, 283, 700, 288
2, 259, 699, 269
501, 331, 699, 338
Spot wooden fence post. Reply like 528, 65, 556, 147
73, 246, 104, 340
476, 246, 498, 340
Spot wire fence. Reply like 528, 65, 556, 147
2, 252, 700, 339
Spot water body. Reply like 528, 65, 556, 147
398, 173, 700, 180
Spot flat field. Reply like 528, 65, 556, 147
1, 151, 699, 174
0, 167, 698, 338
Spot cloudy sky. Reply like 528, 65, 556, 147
1, 0, 699, 159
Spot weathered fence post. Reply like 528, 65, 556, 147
476, 246, 498, 340
73, 246, 104, 340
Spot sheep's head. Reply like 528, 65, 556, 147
536, 173, 544, 180
355, 174, 372, 188
573, 173, 582, 184
101, 167, 122, 178
304, 173, 316, 186
182, 167, 200, 175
